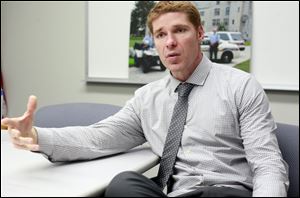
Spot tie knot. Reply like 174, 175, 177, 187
177, 83, 195, 97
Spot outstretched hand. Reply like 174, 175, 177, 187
1, 95, 39, 151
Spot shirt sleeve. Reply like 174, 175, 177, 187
236, 75, 289, 197
35, 96, 146, 162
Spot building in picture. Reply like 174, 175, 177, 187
194, 1, 252, 41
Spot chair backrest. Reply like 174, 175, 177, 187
275, 122, 299, 197
34, 105, 299, 196
34, 103, 122, 128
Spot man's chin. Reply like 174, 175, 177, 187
166, 63, 183, 72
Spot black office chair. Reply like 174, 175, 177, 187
275, 123, 299, 197
34, 103, 122, 127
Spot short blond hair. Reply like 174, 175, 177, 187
147, 1, 201, 34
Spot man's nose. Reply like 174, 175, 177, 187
166, 34, 177, 49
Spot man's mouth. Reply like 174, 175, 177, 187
166, 53, 180, 59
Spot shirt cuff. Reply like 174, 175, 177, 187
35, 127, 55, 161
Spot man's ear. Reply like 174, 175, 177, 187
198, 26, 204, 41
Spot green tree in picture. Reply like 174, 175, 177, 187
130, 1, 155, 37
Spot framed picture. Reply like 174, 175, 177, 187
86, 1, 252, 85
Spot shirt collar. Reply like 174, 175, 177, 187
169, 54, 212, 93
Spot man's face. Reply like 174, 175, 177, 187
152, 12, 204, 79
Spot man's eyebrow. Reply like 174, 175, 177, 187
154, 24, 191, 35
173, 24, 190, 29
153, 27, 163, 35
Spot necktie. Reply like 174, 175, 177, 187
157, 83, 195, 190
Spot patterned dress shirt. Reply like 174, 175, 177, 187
36, 55, 289, 197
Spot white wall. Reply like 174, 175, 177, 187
1, 1, 299, 125
251, 1, 299, 91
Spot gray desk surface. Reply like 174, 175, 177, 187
1, 131, 159, 197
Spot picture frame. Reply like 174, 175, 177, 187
86, 1, 253, 85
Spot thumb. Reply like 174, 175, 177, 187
26, 95, 38, 116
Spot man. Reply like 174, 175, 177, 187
142, 33, 154, 49
209, 28, 220, 61
1, 2, 288, 197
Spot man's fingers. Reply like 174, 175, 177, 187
11, 136, 27, 146
19, 137, 34, 144
11, 136, 39, 151
9, 128, 21, 138
13, 143, 39, 151
2, 95, 37, 129
12, 136, 34, 145
26, 95, 37, 116
1, 118, 18, 129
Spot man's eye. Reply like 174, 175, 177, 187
177, 28, 186, 33
156, 33, 165, 39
